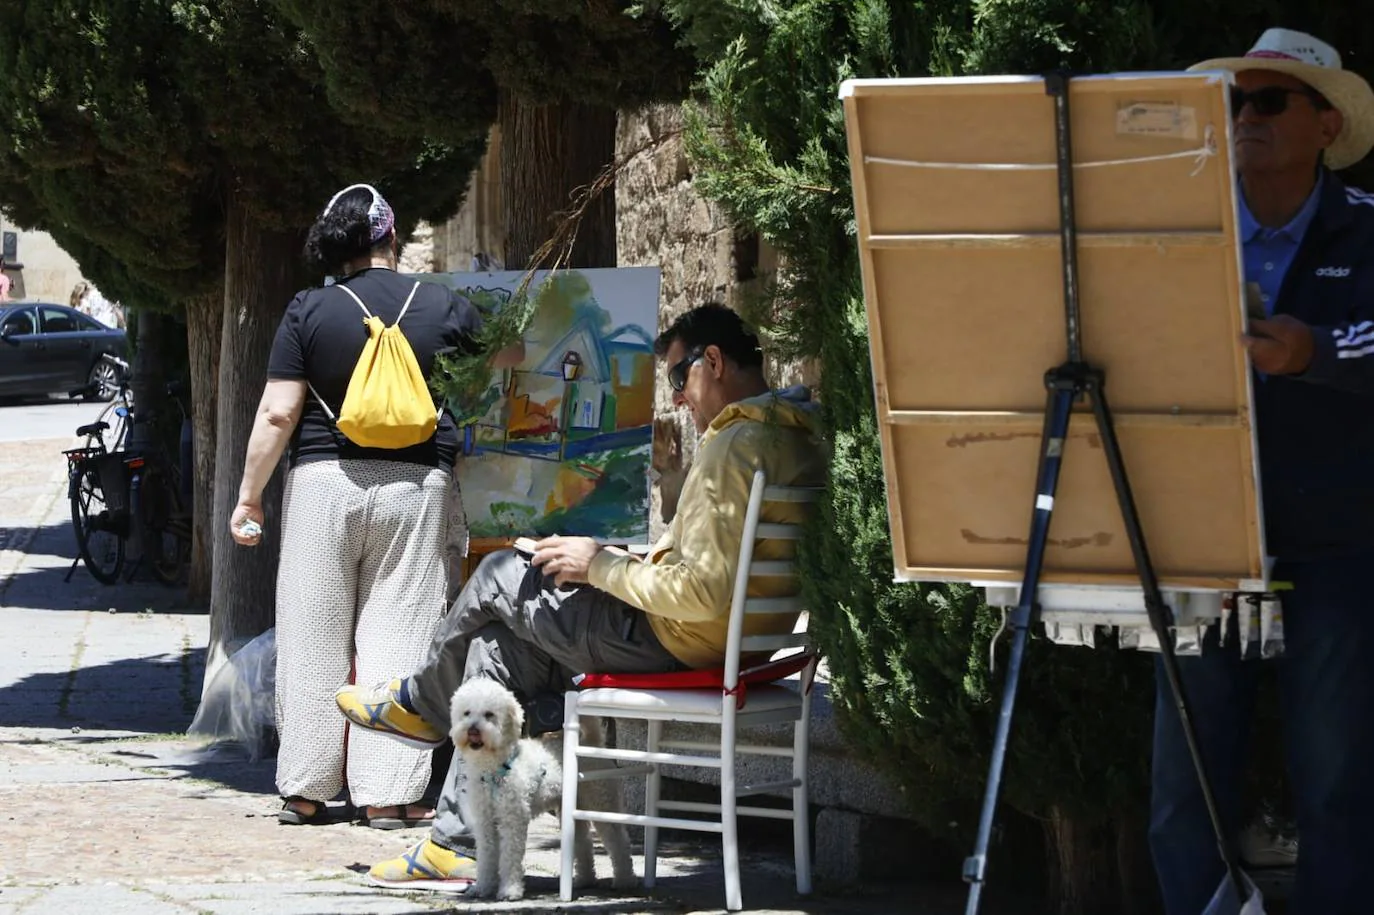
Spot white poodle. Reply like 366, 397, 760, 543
449, 677, 635, 901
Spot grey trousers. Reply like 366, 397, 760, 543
409, 548, 685, 849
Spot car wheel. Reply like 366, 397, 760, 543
86, 359, 120, 402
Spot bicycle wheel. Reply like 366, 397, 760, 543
140, 464, 188, 585
70, 465, 125, 585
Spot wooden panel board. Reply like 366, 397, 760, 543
840, 73, 1267, 591
889, 418, 1259, 589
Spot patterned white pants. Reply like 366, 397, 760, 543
274, 459, 450, 807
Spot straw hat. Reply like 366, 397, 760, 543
1190, 28, 1374, 170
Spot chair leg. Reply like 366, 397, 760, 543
722, 723, 741, 911
559, 693, 581, 902
643, 718, 663, 888
793, 718, 812, 895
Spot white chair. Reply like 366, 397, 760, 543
559, 470, 821, 911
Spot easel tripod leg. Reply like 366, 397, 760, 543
963, 383, 1076, 914
1088, 381, 1247, 900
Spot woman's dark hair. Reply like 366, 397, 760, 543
303, 185, 395, 274
653, 302, 764, 370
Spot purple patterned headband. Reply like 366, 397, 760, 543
322, 183, 395, 244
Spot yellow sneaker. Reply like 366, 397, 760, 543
367, 838, 477, 892
336, 679, 445, 749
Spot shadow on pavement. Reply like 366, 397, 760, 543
1, 518, 202, 613
0, 648, 206, 731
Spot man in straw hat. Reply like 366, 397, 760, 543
1147, 27, 1374, 914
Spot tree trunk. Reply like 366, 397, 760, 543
184, 291, 220, 606
127, 309, 169, 453
1043, 805, 1117, 915
497, 90, 616, 269
446, 92, 619, 583
204, 192, 304, 694
1114, 808, 1158, 915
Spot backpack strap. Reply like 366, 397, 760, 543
305, 281, 374, 422
390, 281, 445, 425
333, 279, 421, 327
307, 380, 336, 421
393, 281, 422, 325
333, 282, 374, 319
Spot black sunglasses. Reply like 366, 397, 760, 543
668, 348, 704, 392
1229, 85, 1324, 118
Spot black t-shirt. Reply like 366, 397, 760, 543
267, 268, 482, 470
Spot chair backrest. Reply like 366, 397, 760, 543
722, 470, 822, 689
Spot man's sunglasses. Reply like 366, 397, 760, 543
1229, 85, 1326, 118
668, 348, 704, 392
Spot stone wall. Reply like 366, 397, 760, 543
431, 127, 504, 273
396, 219, 435, 275
615, 104, 754, 537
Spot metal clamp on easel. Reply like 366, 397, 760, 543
960, 71, 1248, 914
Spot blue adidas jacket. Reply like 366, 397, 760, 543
1256, 171, 1374, 561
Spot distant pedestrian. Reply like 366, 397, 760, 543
70, 281, 89, 312
72, 282, 124, 328
0, 258, 11, 303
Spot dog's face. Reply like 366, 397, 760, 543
448, 678, 524, 762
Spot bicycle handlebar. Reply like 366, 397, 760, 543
101, 352, 131, 372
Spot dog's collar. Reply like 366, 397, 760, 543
479, 744, 521, 787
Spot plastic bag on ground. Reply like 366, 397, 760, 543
188, 628, 277, 761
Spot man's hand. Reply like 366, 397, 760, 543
530, 535, 601, 588
1243, 315, 1315, 375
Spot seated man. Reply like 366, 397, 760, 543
335, 302, 827, 889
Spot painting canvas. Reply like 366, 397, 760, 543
413, 267, 661, 544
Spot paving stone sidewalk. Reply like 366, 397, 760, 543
0, 437, 1024, 915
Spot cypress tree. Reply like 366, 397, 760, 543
274, 2, 697, 268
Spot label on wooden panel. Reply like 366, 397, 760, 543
1116, 100, 1199, 140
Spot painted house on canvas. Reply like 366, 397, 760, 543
518, 319, 655, 441
423, 267, 661, 543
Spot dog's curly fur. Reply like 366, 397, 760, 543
449, 678, 634, 901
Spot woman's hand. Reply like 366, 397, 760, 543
230, 501, 265, 547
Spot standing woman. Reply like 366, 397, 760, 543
231, 183, 508, 827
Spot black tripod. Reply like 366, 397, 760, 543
961, 73, 1247, 914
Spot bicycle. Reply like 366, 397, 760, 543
64, 359, 192, 585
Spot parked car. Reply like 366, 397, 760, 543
0, 302, 129, 401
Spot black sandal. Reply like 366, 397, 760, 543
278, 796, 330, 825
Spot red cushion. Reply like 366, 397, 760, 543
573, 652, 815, 691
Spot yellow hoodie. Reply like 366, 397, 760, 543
587, 389, 827, 668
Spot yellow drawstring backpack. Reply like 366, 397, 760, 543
309, 280, 439, 449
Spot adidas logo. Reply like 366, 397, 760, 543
1316, 266, 1352, 278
